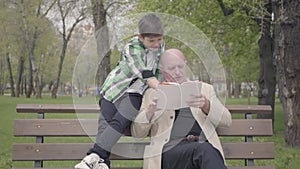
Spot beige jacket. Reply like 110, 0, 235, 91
131, 82, 232, 169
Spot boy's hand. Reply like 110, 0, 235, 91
147, 77, 160, 89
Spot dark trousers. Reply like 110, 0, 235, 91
162, 141, 228, 169
88, 93, 143, 167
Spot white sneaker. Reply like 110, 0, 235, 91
74, 153, 109, 169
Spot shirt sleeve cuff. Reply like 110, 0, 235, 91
142, 70, 155, 79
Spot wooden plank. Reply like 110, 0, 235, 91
222, 142, 275, 159
12, 167, 276, 169
12, 143, 145, 161
12, 142, 274, 161
13, 119, 97, 136
225, 105, 272, 114
217, 119, 273, 136
228, 167, 276, 169
12, 168, 142, 169
16, 104, 100, 113
16, 104, 272, 114
14, 119, 273, 137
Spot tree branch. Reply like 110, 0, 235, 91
42, 0, 57, 17
217, 0, 234, 16
105, 1, 118, 12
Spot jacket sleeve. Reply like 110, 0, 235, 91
123, 45, 154, 81
206, 84, 232, 128
131, 89, 154, 138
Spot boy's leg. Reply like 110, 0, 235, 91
86, 95, 118, 167
91, 93, 143, 166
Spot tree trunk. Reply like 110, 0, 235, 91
35, 72, 43, 98
233, 81, 240, 98
226, 77, 232, 98
274, 0, 300, 147
29, 27, 40, 98
6, 51, 15, 97
0, 54, 5, 95
224, 44, 232, 98
257, 1, 276, 123
91, 0, 111, 87
26, 55, 33, 98
51, 40, 67, 99
23, 76, 26, 95
21, 76, 25, 95
16, 55, 25, 97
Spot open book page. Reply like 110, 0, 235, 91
180, 81, 202, 108
149, 81, 202, 110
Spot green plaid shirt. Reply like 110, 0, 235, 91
100, 36, 165, 102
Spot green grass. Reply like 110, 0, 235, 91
1, 95, 300, 169
0, 95, 74, 168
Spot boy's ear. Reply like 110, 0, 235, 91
138, 34, 144, 41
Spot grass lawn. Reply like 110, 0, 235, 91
0, 95, 299, 169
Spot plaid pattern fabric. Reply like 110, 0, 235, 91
100, 36, 165, 102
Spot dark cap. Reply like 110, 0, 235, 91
138, 13, 164, 35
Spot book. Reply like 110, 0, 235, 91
149, 81, 202, 110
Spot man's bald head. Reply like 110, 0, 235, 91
160, 48, 186, 67
159, 48, 187, 83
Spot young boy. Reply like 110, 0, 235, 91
75, 13, 165, 169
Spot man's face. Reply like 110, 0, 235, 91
139, 35, 163, 51
161, 55, 187, 84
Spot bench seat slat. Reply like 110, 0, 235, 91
12, 168, 142, 169
14, 119, 273, 136
12, 143, 146, 161
12, 142, 274, 161
228, 167, 276, 169
222, 142, 275, 159
12, 167, 276, 169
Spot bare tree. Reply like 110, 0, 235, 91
90, 0, 132, 87
33, 0, 57, 98
6, 46, 15, 97
256, 1, 276, 122
274, 0, 300, 147
51, 0, 86, 98
16, 0, 56, 98
90, 0, 111, 87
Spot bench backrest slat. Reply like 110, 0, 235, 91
14, 119, 273, 137
16, 104, 272, 115
16, 104, 100, 113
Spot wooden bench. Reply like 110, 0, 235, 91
12, 104, 276, 169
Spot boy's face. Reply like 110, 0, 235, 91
138, 35, 163, 51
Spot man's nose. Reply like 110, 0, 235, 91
174, 67, 181, 74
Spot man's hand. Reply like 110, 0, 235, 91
187, 94, 210, 115
146, 97, 158, 121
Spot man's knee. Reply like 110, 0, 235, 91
195, 142, 221, 157
196, 142, 213, 151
